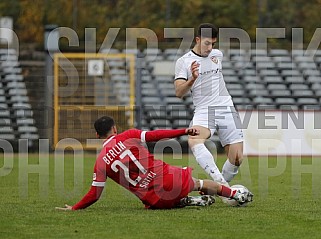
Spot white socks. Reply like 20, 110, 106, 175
222, 159, 239, 183
191, 144, 227, 184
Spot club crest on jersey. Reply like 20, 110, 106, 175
211, 56, 218, 64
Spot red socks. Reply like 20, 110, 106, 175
219, 185, 236, 198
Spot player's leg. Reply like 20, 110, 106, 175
194, 178, 251, 204
180, 178, 249, 206
216, 107, 244, 183
222, 142, 243, 182
188, 125, 227, 184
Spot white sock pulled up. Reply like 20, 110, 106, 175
191, 143, 227, 184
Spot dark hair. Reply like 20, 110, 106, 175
197, 23, 218, 38
94, 116, 115, 137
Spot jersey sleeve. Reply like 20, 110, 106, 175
216, 49, 223, 62
120, 128, 187, 143
174, 57, 188, 81
143, 129, 186, 142
72, 159, 107, 210
72, 186, 104, 210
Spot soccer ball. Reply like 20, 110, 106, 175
224, 184, 252, 207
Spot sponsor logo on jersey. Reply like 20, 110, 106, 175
211, 56, 218, 64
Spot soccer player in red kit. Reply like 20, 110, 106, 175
56, 116, 252, 211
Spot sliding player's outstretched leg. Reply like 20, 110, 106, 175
180, 195, 215, 207
193, 178, 253, 206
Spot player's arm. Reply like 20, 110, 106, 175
55, 185, 105, 211
72, 184, 105, 210
56, 165, 106, 211
174, 60, 199, 98
143, 128, 199, 142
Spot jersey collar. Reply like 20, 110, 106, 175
103, 135, 115, 147
191, 50, 207, 58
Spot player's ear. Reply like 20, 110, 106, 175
195, 36, 201, 44
112, 126, 117, 134
96, 132, 99, 139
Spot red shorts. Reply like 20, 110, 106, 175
145, 166, 195, 209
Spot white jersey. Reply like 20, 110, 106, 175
175, 49, 233, 110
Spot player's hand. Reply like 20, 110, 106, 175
190, 61, 200, 80
186, 127, 200, 136
55, 204, 73, 211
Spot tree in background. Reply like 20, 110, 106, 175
0, 0, 319, 48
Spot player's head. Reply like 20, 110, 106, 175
94, 116, 117, 138
195, 23, 218, 57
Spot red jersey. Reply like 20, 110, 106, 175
72, 128, 194, 210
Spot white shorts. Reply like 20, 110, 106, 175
190, 106, 244, 147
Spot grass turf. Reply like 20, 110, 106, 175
1, 153, 321, 239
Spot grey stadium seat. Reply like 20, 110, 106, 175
267, 84, 287, 90
284, 77, 305, 84
298, 62, 318, 70
164, 97, 184, 105
141, 88, 159, 97
229, 89, 245, 97
255, 61, 275, 69
263, 76, 284, 84
260, 69, 279, 76
289, 84, 309, 91
160, 88, 177, 97
297, 98, 318, 105
269, 49, 289, 56
276, 62, 296, 70
292, 90, 314, 97
245, 83, 265, 90
249, 89, 269, 97
306, 76, 320, 84
249, 49, 267, 56
142, 96, 164, 105
275, 98, 296, 105
173, 119, 190, 129
243, 76, 261, 83
270, 89, 292, 98
224, 76, 239, 83
226, 83, 243, 90
252, 56, 272, 62
150, 119, 172, 129
281, 69, 302, 77
273, 56, 292, 63
253, 97, 273, 105
303, 69, 320, 77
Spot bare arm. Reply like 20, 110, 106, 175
175, 61, 199, 98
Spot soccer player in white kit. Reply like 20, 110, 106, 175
174, 23, 244, 185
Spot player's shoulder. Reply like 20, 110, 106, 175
176, 50, 195, 66
210, 49, 223, 57
177, 50, 194, 60
118, 128, 142, 138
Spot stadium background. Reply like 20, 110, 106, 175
0, 0, 320, 152
0, 1, 321, 239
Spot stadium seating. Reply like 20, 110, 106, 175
0, 48, 39, 143
118, 48, 321, 133
12, 47, 320, 143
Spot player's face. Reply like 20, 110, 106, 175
198, 37, 216, 57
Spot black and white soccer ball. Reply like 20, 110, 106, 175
224, 184, 253, 207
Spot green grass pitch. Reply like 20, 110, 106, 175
1, 153, 321, 239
